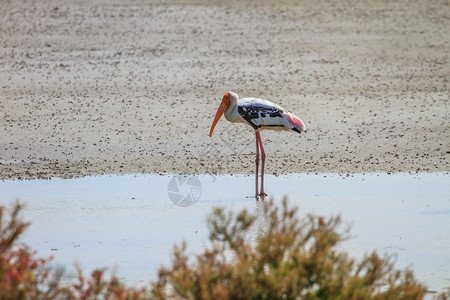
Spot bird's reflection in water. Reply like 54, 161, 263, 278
252, 200, 271, 243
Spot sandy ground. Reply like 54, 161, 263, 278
1, 0, 449, 180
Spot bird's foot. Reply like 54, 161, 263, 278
258, 192, 268, 200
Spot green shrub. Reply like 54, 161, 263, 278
0, 201, 147, 299
152, 198, 429, 300
1, 199, 448, 299
0, 201, 56, 299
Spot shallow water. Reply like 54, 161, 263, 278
1, 172, 449, 293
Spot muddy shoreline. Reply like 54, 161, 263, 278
1, 0, 448, 180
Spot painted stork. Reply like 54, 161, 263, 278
209, 92, 306, 200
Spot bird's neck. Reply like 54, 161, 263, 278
224, 97, 242, 123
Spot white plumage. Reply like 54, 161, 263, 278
209, 92, 306, 200
223, 93, 306, 133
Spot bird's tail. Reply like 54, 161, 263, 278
285, 112, 306, 133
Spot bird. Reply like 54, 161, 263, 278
209, 92, 306, 200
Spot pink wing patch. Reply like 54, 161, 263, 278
285, 113, 306, 132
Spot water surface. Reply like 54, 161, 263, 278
1, 172, 449, 293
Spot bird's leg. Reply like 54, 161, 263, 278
256, 131, 267, 199
255, 131, 260, 200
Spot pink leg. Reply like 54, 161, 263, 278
255, 131, 260, 200
256, 131, 267, 199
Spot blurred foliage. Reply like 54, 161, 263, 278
0, 201, 57, 299
1, 199, 448, 299
152, 198, 431, 300
0, 201, 147, 299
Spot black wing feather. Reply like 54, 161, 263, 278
238, 105, 284, 129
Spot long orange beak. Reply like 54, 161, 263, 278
209, 100, 228, 137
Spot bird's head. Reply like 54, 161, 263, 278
209, 92, 234, 137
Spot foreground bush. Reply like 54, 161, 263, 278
0, 202, 56, 299
1, 199, 447, 299
152, 198, 428, 299
0, 201, 147, 299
